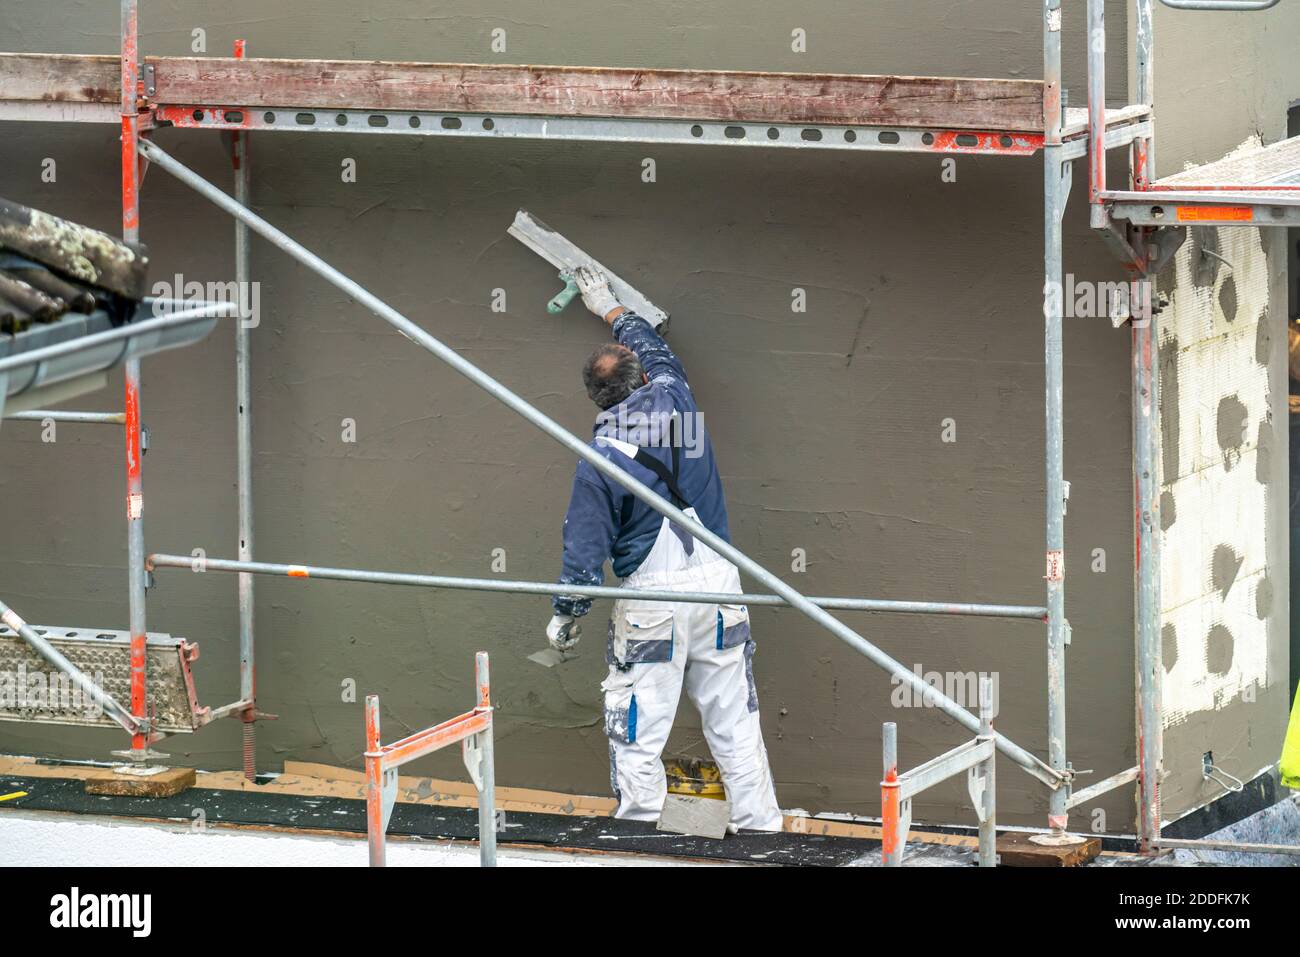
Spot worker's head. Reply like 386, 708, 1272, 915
583, 343, 648, 409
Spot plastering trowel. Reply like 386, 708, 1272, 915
529, 617, 582, 668
508, 210, 669, 331
527, 647, 580, 668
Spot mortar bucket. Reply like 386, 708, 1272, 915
664, 756, 726, 800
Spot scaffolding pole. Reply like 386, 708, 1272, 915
1155, 837, 1300, 857
146, 553, 1047, 620
231, 37, 257, 782
3, 411, 126, 424
1088, 0, 1166, 853
1131, 0, 1165, 856
119, 0, 150, 760
136, 135, 1064, 791
1042, 0, 1074, 835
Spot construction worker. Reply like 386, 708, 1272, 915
546, 266, 783, 832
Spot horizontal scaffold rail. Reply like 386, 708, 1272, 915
4, 410, 125, 424
146, 554, 1048, 620
0, 53, 1156, 159
0, 52, 1045, 131
137, 136, 1064, 792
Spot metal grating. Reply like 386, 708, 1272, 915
0, 625, 201, 731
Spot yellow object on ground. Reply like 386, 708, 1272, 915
0, 791, 27, 802
664, 757, 726, 800
1280, 686, 1300, 789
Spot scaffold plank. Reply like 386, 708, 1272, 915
0, 52, 1045, 131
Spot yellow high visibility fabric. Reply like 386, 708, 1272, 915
1279, 685, 1300, 789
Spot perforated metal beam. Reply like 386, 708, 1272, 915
154, 105, 1045, 156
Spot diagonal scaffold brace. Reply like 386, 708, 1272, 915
134, 136, 1065, 793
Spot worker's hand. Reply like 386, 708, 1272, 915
575, 266, 623, 323
546, 614, 582, 652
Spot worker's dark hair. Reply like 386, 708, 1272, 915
583, 343, 646, 409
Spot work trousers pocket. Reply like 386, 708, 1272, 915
601, 675, 638, 744
608, 600, 675, 666
716, 602, 751, 650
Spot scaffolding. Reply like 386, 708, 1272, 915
365, 653, 496, 867
2, 0, 1297, 861
882, 676, 997, 866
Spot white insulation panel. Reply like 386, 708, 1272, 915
1159, 139, 1275, 726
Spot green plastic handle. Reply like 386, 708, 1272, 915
547, 277, 580, 314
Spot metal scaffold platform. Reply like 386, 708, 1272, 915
1104, 134, 1300, 226
1, 0, 1295, 866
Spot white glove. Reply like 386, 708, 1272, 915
546, 614, 582, 652
574, 266, 621, 319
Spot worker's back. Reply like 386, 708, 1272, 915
554, 314, 730, 615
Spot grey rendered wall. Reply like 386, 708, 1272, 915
0, 0, 1181, 829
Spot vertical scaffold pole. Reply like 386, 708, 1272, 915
1087, 0, 1108, 228
1133, 0, 1155, 190
1132, 0, 1164, 856
1133, 296, 1163, 853
475, 651, 497, 867
1043, 0, 1073, 837
120, 0, 149, 760
881, 721, 902, 866
232, 37, 258, 782
364, 695, 386, 867
977, 676, 997, 867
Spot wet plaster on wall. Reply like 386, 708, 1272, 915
0, 0, 1236, 829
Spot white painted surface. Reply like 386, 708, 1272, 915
0, 809, 695, 867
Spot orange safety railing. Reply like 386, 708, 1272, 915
364, 652, 496, 866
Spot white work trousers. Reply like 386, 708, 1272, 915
601, 510, 783, 832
